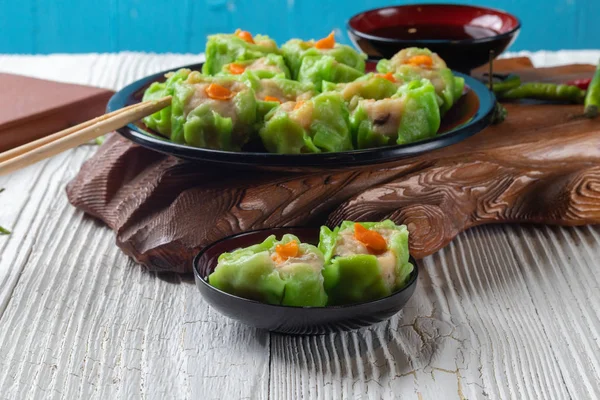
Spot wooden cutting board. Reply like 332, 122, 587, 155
66, 57, 600, 273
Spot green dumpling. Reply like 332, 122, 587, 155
218, 54, 291, 79
319, 220, 413, 306
203, 30, 281, 76
241, 70, 316, 119
296, 55, 364, 91
170, 71, 257, 150
281, 34, 366, 79
142, 68, 191, 137
350, 79, 441, 149
321, 72, 402, 102
259, 92, 353, 154
208, 234, 328, 307
377, 47, 465, 114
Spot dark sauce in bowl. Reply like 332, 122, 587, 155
347, 4, 521, 72
368, 24, 499, 41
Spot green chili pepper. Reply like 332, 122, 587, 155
484, 73, 521, 93
491, 102, 508, 125
499, 82, 585, 103
0, 226, 10, 235
584, 59, 600, 118
0, 188, 4, 194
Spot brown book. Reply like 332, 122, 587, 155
0, 73, 114, 152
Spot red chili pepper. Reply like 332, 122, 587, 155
566, 78, 592, 91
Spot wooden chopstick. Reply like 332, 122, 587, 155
0, 96, 172, 176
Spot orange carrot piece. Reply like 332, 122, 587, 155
315, 31, 335, 49
205, 83, 234, 100
228, 63, 246, 75
273, 240, 299, 263
354, 223, 387, 254
264, 96, 281, 103
235, 29, 255, 44
376, 72, 397, 83
293, 101, 305, 110
406, 55, 433, 67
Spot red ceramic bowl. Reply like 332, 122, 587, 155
348, 4, 521, 73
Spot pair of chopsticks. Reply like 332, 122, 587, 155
0, 96, 172, 177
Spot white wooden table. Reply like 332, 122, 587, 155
1, 51, 600, 400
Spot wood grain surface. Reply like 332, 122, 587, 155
65, 59, 600, 273
1, 52, 600, 400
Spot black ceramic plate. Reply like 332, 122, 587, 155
108, 62, 495, 172
193, 227, 418, 335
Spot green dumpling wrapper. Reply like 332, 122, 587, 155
350, 79, 441, 149
297, 55, 364, 91
142, 68, 191, 136
218, 54, 291, 79
241, 70, 316, 119
376, 47, 464, 114
259, 92, 353, 154
203, 32, 280, 76
170, 72, 257, 150
321, 72, 402, 102
281, 38, 366, 79
319, 220, 413, 306
208, 234, 328, 307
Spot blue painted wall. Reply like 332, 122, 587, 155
0, 0, 597, 54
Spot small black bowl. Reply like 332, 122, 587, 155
193, 227, 418, 335
348, 4, 521, 73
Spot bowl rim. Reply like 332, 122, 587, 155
193, 226, 419, 310
347, 3, 522, 46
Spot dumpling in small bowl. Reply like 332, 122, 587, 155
319, 220, 413, 306
208, 234, 328, 307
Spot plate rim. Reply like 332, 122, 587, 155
107, 62, 496, 168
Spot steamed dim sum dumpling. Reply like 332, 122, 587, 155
281, 32, 366, 81
208, 234, 328, 307
170, 71, 257, 150
350, 79, 441, 149
142, 68, 191, 137
259, 92, 353, 154
319, 220, 413, 305
376, 47, 465, 114
203, 30, 281, 76
218, 54, 291, 79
